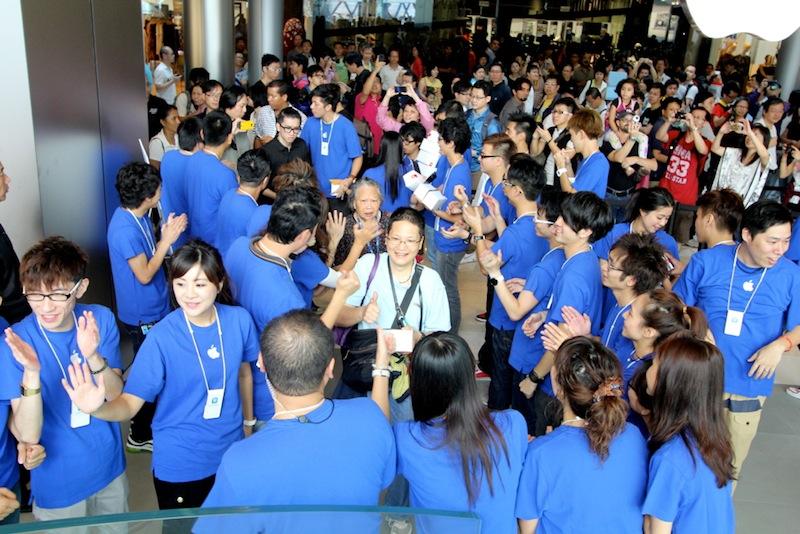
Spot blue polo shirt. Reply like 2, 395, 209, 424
364, 164, 413, 214
124, 305, 259, 482
572, 152, 609, 197
643, 434, 735, 533
224, 237, 306, 420
480, 178, 514, 224
159, 149, 193, 248
516, 423, 648, 532
786, 217, 800, 263
466, 108, 501, 172
592, 222, 680, 260
300, 115, 362, 197
489, 215, 549, 330
246, 205, 272, 237
106, 207, 170, 325
216, 189, 259, 255
433, 160, 472, 253
673, 244, 800, 397
509, 248, 566, 374
395, 410, 527, 534
292, 249, 331, 307
0, 305, 125, 508
513, 249, 604, 395
185, 150, 237, 245
601, 300, 636, 370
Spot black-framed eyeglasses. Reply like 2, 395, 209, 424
402, 138, 420, 145
479, 153, 501, 159
24, 280, 82, 302
607, 260, 624, 272
279, 124, 301, 133
502, 179, 517, 188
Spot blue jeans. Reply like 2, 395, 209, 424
436, 249, 465, 333
424, 225, 438, 268
487, 328, 515, 410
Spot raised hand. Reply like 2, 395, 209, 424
478, 248, 503, 277
461, 205, 483, 232
326, 210, 347, 245
561, 306, 592, 336
440, 225, 469, 240
446, 200, 463, 215
375, 328, 391, 369
362, 292, 380, 324
76, 310, 100, 359
522, 311, 547, 338
541, 322, 572, 353
482, 194, 502, 220
161, 213, 188, 246
336, 270, 360, 297
454, 184, 469, 204
4, 328, 40, 372
354, 218, 382, 246
61, 362, 106, 414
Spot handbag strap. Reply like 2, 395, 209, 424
388, 262, 423, 329
358, 253, 382, 306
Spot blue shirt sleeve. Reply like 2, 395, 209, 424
672, 253, 703, 306
95, 306, 122, 369
642, 452, 685, 523
123, 331, 166, 402
343, 121, 363, 159
492, 225, 522, 267
240, 310, 261, 364
515, 441, 548, 520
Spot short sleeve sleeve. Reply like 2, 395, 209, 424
240, 311, 260, 363
672, 254, 703, 306
148, 136, 166, 162
515, 443, 548, 520
345, 121, 363, 159
97, 307, 122, 369
113, 223, 148, 261
123, 333, 166, 402
593, 234, 612, 261
642, 453, 685, 523
523, 264, 555, 302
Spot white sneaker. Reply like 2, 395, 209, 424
786, 386, 800, 400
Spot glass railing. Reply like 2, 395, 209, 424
1, 505, 481, 533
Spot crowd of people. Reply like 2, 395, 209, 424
2, 29, 800, 533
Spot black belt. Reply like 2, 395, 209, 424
606, 187, 635, 198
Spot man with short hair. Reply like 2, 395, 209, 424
267, 80, 307, 129
499, 78, 531, 128
523, 63, 544, 114
756, 96, 785, 201
452, 79, 472, 112
344, 52, 371, 114
584, 88, 608, 124
262, 107, 311, 183
649, 96, 682, 181
216, 150, 270, 254
250, 54, 282, 98
558, 63, 578, 98
488, 63, 512, 115
654, 57, 670, 84
640, 82, 664, 134
159, 117, 202, 249
300, 84, 363, 203
534, 74, 561, 125
676, 65, 698, 106
531, 97, 576, 185
556, 108, 609, 196
694, 189, 744, 248
185, 111, 237, 244
711, 81, 741, 131
153, 46, 180, 104
466, 81, 502, 178
380, 49, 404, 91
506, 113, 536, 155
674, 201, 800, 484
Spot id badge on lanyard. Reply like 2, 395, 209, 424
724, 310, 744, 337
321, 141, 329, 156
203, 389, 224, 419
71, 402, 91, 428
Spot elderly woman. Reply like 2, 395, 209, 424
330, 178, 389, 269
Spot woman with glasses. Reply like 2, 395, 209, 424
221, 86, 254, 165
198, 80, 223, 118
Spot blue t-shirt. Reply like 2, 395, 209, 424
513, 250, 603, 395
786, 217, 800, 263
509, 248, 566, 374
224, 237, 306, 420
292, 249, 330, 307
395, 410, 527, 534
489, 216, 549, 330
124, 305, 259, 482
246, 205, 272, 238
516, 423, 648, 532
300, 115, 362, 197
216, 189, 259, 256
466, 108, 501, 172
159, 149, 193, 248
673, 244, 800, 397
433, 160, 472, 253
592, 222, 680, 260
106, 207, 170, 325
0, 305, 125, 508
185, 151, 237, 245
0, 401, 18, 490
572, 152, 609, 197
480, 178, 515, 224
601, 300, 635, 368
643, 435, 735, 533
364, 164, 413, 214
197, 398, 395, 533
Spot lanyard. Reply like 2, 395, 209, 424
37, 312, 81, 380
513, 211, 536, 225
625, 349, 652, 369
435, 160, 464, 231
258, 242, 293, 280
237, 189, 258, 206
726, 245, 767, 316
386, 261, 419, 329
319, 116, 336, 148
183, 306, 227, 394
604, 300, 634, 347
127, 210, 156, 255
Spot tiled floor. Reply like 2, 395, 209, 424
20, 254, 800, 533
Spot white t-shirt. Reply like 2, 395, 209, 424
380, 65, 405, 92
712, 148, 770, 207
755, 117, 779, 170
148, 130, 178, 162
154, 62, 177, 104
346, 253, 450, 332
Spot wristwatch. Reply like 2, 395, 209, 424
472, 234, 485, 242
527, 369, 544, 384
488, 272, 505, 286
556, 167, 568, 177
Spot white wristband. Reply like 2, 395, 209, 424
372, 368, 391, 378
556, 167, 568, 177
243, 419, 257, 427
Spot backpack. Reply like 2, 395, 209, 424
353, 117, 374, 158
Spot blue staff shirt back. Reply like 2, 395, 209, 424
673, 244, 800, 397
300, 115, 362, 197
643, 435, 735, 533
246, 205, 272, 238
489, 216, 549, 330
292, 249, 330, 307
216, 189, 259, 256
572, 152, 609, 197
159, 149, 192, 248
395, 410, 527, 534
0, 305, 124, 508
516, 424, 648, 532
185, 151, 237, 245
107, 207, 170, 325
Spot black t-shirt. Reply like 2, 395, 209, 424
0, 223, 30, 325
640, 106, 662, 128
261, 137, 312, 178
601, 139, 641, 192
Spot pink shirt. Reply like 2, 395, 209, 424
355, 95, 382, 155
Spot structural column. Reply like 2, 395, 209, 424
776, 28, 800, 99
248, 0, 284, 86
185, 0, 234, 85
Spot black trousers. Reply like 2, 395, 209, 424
122, 322, 157, 442
511, 373, 562, 437
476, 281, 495, 375
487, 327, 514, 409
153, 473, 216, 510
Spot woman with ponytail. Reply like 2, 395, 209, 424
621, 288, 709, 392
395, 333, 527, 534
643, 333, 735, 533
516, 337, 647, 533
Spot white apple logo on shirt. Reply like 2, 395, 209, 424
682, 0, 800, 41
207, 345, 221, 359
743, 280, 755, 292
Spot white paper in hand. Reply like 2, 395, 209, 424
402, 170, 426, 191
413, 183, 447, 211
386, 329, 414, 353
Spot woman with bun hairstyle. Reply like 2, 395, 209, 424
643, 333, 735, 533
516, 337, 648, 533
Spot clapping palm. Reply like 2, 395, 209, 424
62, 362, 106, 414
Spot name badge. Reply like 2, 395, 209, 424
71, 402, 91, 428
320, 141, 329, 156
724, 310, 744, 337
203, 388, 224, 420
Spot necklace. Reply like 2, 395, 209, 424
562, 416, 585, 426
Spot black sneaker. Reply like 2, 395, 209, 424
126, 434, 153, 453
